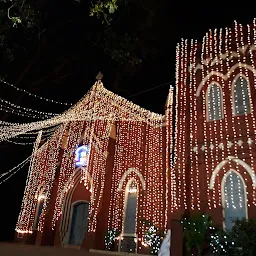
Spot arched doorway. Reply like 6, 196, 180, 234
222, 171, 247, 230
120, 179, 138, 253
59, 168, 92, 246
69, 201, 89, 245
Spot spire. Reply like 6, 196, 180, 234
96, 72, 103, 81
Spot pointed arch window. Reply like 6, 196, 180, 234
233, 76, 251, 116
33, 195, 45, 230
120, 179, 138, 252
207, 83, 223, 121
222, 171, 247, 230
123, 179, 138, 235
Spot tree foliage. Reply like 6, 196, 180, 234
140, 217, 164, 254
0, 0, 171, 116
0, 0, 42, 63
90, 0, 119, 24
0, 0, 147, 66
181, 214, 214, 256
104, 228, 120, 250
210, 219, 256, 256
0, 0, 162, 85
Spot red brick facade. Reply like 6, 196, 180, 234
15, 21, 256, 255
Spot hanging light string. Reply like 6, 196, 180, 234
17, 126, 60, 136
0, 125, 58, 145
0, 104, 52, 120
0, 105, 43, 119
15, 131, 55, 139
14, 82, 165, 233
0, 79, 73, 106
5, 139, 34, 146
0, 98, 57, 117
0, 82, 164, 143
4, 130, 55, 145
0, 155, 31, 180
0, 159, 30, 185
0, 120, 20, 126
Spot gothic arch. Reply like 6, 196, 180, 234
117, 168, 146, 192
59, 167, 93, 243
221, 169, 248, 230
232, 74, 251, 115
206, 82, 223, 121
196, 63, 256, 96
61, 167, 94, 200
209, 156, 256, 189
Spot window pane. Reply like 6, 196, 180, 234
34, 200, 44, 229
123, 192, 137, 234
233, 77, 250, 115
207, 84, 223, 121
124, 181, 137, 234
224, 172, 246, 230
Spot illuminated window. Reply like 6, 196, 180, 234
223, 171, 247, 230
123, 180, 138, 234
74, 145, 90, 168
207, 83, 223, 121
34, 195, 45, 230
233, 76, 251, 116
120, 179, 138, 253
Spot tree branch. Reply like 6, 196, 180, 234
7, 3, 16, 20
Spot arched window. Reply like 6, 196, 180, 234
120, 179, 138, 252
207, 83, 223, 121
34, 195, 45, 230
222, 171, 247, 230
233, 76, 251, 115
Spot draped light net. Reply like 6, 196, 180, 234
13, 81, 166, 235
173, 20, 256, 211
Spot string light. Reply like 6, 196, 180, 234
12, 19, 256, 251
13, 80, 165, 243
0, 79, 73, 106
0, 98, 55, 114
0, 156, 30, 184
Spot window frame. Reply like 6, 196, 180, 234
33, 196, 45, 230
122, 178, 138, 237
232, 74, 251, 116
206, 82, 224, 122
221, 169, 248, 231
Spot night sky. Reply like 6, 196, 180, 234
0, 1, 255, 242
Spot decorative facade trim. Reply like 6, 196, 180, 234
210, 156, 256, 189
196, 63, 256, 96
118, 168, 146, 192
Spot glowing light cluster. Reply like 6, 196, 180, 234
0, 78, 73, 106
13, 19, 256, 249
107, 119, 166, 247
15, 126, 65, 233
14, 80, 166, 239
172, 20, 256, 212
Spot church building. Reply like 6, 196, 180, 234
15, 20, 256, 255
